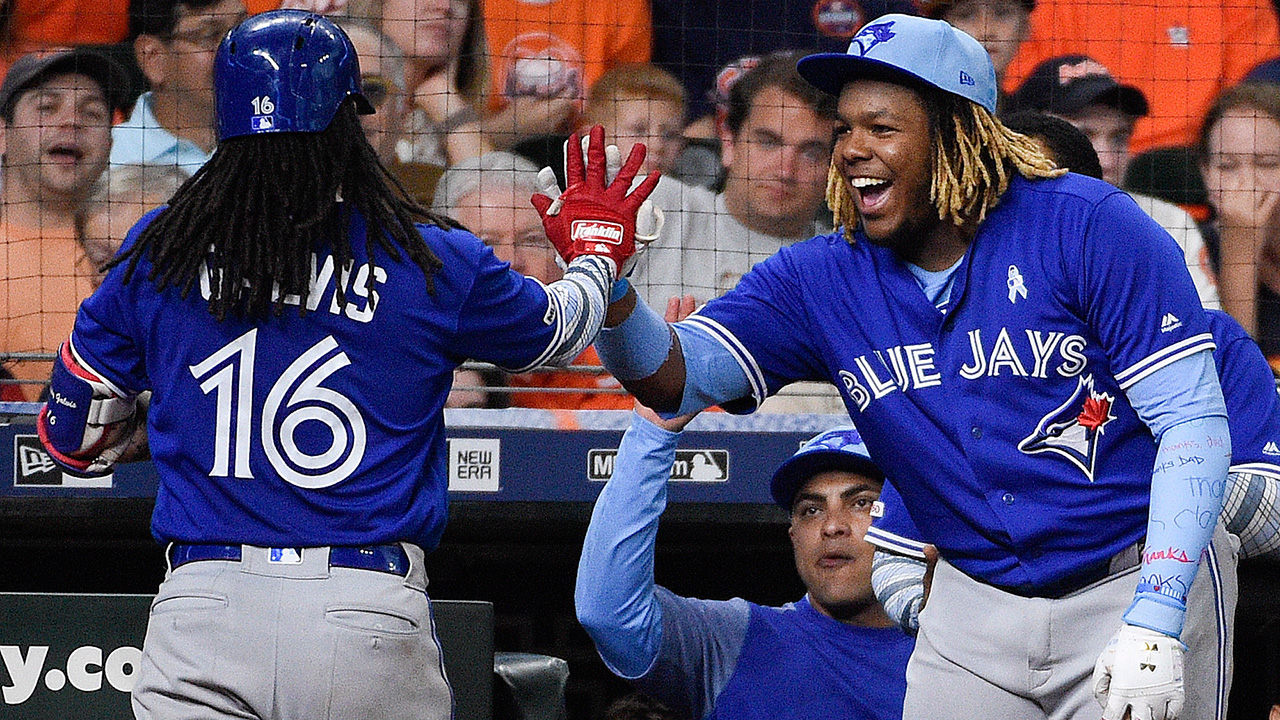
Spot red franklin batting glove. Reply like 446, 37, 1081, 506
531, 125, 661, 280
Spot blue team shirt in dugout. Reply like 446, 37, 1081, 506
688, 173, 1215, 594
68, 208, 560, 550
640, 590, 912, 720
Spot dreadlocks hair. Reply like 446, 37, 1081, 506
112, 100, 459, 320
826, 86, 1064, 243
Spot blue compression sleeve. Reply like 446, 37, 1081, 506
1123, 350, 1230, 638
575, 413, 678, 678
596, 295, 672, 382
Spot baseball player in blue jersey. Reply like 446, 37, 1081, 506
36, 10, 655, 720
590, 14, 1233, 720
870, 310, 1280, 632
576, 409, 913, 720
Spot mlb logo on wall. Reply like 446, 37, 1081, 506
588, 449, 729, 482
12, 435, 112, 489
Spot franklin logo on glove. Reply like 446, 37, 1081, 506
571, 220, 625, 249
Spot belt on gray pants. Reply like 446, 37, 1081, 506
168, 543, 411, 576
996, 539, 1144, 599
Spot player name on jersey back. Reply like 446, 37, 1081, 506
197, 253, 387, 323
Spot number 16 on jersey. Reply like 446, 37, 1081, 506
188, 329, 367, 489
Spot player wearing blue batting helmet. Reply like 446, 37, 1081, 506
214, 9, 374, 140
770, 426, 884, 510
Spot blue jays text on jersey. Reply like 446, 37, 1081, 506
687, 173, 1215, 594
867, 308, 1280, 560
64, 208, 566, 552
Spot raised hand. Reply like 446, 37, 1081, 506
531, 125, 661, 280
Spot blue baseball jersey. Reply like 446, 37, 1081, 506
689, 173, 1214, 593
69, 208, 561, 550
867, 308, 1280, 554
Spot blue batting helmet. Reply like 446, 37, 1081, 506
214, 10, 374, 141
769, 426, 883, 510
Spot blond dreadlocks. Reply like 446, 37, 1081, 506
828, 89, 1064, 243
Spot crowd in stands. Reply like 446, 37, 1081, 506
0, 0, 1276, 409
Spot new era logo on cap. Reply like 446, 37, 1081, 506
571, 220, 624, 250
796, 14, 998, 113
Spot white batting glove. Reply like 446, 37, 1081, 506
1092, 624, 1185, 720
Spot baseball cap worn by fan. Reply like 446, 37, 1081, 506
770, 427, 884, 510
1009, 55, 1149, 117
0, 48, 131, 118
796, 14, 997, 112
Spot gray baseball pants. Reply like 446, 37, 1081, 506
903, 524, 1237, 720
131, 543, 452, 720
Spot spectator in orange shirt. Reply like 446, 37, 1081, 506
432, 151, 632, 410
482, 0, 652, 146
0, 49, 126, 399
1002, 0, 1280, 153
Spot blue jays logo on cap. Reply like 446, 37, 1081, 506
796, 13, 998, 113
769, 425, 883, 509
850, 20, 897, 55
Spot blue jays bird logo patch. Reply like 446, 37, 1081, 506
850, 21, 896, 56
1018, 375, 1116, 481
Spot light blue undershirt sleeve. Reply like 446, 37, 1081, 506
671, 322, 756, 416
597, 295, 674, 382
575, 413, 680, 678
1122, 349, 1230, 638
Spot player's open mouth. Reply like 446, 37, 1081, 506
848, 176, 891, 211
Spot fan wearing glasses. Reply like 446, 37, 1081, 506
113, 0, 249, 177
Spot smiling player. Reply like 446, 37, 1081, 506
593, 14, 1233, 720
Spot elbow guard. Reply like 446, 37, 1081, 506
37, 342, 137, 474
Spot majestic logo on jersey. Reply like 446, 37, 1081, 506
1160, 313, 1183, 333
1018, 374, 1116, 481
1007, 265, 1027, 304
849, 21, 895, 56
1264, 441, 1280, 456
570, 220, 624, 252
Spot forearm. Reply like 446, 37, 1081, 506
528, 255, 613, 369
1125, 415, 1231, 638
598, 285, 686, 412
871, 549, 927, 634
1222, 469, 1280, 560
575, 413, 679, 678
1216, 223, 1263, 336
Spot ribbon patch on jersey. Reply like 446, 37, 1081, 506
1007, 265, 1027, 303
1017, 374, 1115, 481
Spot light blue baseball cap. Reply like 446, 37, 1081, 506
797, 13, 997, 113
770, 426, 883, 510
